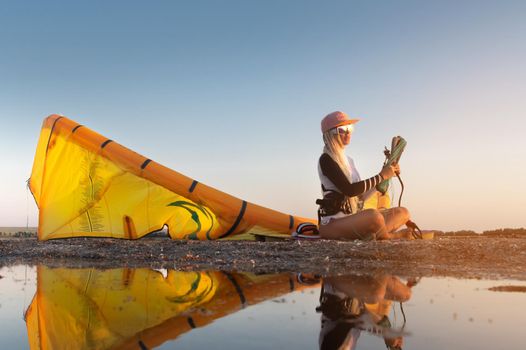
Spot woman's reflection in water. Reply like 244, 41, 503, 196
317, 274, 417, 350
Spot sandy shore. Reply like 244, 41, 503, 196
1, 236, 525, 280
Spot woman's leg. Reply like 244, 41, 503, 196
319, 207, 412, 241
380, 207, 412, 239
381, 207, 410, 232
319, 209, 389, 240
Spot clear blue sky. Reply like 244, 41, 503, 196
1, 0, 525, 231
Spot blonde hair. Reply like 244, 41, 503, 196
322, 130, 359, 213
322, 130, 352, 179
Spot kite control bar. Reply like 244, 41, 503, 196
376, 136, 423, 239
376, 136, 406, 195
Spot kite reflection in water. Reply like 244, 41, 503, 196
25, 267, 319, 350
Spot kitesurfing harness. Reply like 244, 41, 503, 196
316, 190, 354, 219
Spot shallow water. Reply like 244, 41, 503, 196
0, 265, 525, 349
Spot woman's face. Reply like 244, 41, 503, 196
340, 131, 352, 146
336, 125, 353, 146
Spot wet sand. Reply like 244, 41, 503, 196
1, 236, 525, 280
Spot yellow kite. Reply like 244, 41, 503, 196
30, 115, 316, 240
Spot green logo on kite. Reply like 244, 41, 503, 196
167, 201, 215, 240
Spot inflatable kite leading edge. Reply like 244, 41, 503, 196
29, 115, 317, 240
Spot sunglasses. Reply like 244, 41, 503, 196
332, 124, 354, 135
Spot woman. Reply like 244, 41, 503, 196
317, 111, 411, 240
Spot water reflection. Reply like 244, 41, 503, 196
318, 274, 415, 350
25, 267, 318, 349
9, 265, 525, 349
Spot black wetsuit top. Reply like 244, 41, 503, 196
318, 153, 383, 198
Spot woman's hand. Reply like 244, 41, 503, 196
393, 163, 400, 175
380, 163, 400, 180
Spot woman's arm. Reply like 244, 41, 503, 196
320, 153, 383, 197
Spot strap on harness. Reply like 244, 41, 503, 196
316, 190, 353, 224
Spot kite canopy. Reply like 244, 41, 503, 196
29, 115, 316, 240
